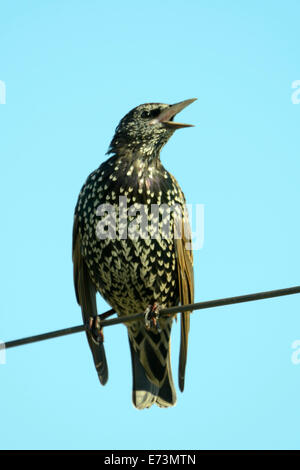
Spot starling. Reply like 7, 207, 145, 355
73, 98, 195, 409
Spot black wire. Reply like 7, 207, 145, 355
3, 286, 300, 350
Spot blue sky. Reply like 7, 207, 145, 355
1, 0, 300, 450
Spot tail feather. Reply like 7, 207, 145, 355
129, 339, 159, 409
128, 325, 176, 409
156, 353, 177, 408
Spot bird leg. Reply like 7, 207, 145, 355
87, 316, 104, 343
85, 308, 115, 343
144, 303, 161, 332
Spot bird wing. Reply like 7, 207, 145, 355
174, 210, 194, 392
72, 215, 108, 385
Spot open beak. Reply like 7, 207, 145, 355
154, 98, 197, 129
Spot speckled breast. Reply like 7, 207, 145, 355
75, 155, 186, 316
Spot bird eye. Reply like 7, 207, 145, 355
141, 110, 151, 119
141, 108, 161, 119
150, 108, 161, 118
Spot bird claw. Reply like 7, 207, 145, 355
144, 303, 161, 332
86, 316, 104, 344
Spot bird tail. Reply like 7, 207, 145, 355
128, 323, 177, 410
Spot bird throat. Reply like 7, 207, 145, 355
102, 149, 169, 203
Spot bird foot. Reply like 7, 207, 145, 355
144, 303, 161, 332
87, 316, 104, 344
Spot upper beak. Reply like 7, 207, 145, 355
153, 98, 197, 129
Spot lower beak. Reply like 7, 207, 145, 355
155, 98, 197, 129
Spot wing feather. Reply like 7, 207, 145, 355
72, 215, 108, 385
175, 211, 194, 392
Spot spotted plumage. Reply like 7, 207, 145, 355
73, 99, 195, 408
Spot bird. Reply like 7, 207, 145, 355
72, 98, 195, 409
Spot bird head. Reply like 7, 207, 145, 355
108, 98, 197, 159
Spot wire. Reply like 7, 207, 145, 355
3, 285, 300, 350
